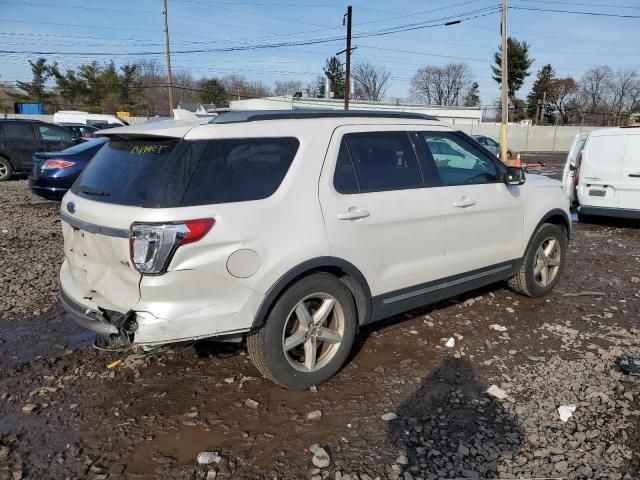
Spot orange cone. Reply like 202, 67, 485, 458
514, 152, 521, 168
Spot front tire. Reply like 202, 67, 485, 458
508, 223, 567, 297
247, 273, 357, 389
0, 157, 13, 181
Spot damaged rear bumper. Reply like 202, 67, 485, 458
59, 289, 137, 340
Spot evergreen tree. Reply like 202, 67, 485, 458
9, 58, 54, 105
491, 38, 533, 99
527, 64, 556, 123
464, 82, 481, 107
322, 56, 345, 99
198, 77, 227, 106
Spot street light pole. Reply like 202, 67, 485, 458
500, 0, 509, 163
163, 0, 174, 116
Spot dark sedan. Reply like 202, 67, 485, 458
29, 137, 108, 200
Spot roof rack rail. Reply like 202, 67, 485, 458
209, 109, 438, 124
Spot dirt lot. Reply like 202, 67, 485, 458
1, 153, 639, 480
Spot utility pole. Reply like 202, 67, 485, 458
344, 5, 352, 110
500, 0, 508, 163
163, 0, 174, 116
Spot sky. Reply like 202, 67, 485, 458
1, 0, 639, 109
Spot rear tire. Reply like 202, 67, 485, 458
247, 273, 357, 390
0, 157, 13, 181
508, 223, 567, 297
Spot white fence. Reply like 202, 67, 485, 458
455, 122, 601, 152
4, 113, 606, 152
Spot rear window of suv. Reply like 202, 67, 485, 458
72, 137, 299, 207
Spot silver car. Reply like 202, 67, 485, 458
472, 135, 512, 159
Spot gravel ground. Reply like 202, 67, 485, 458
0, 181, 62, 319
1, 154, 639, 479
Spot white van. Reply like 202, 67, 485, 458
53, 111, 128, 127
564, 126, 640, 221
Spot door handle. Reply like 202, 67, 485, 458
629, 173, 640, 178
453, 197, 476, 208
338, 207, 370, 221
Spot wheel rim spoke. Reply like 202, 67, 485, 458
544, 239, 557, 257
284, 331, 307, 351
295, 303, 313, 328
539, 265, 549, 286
304, 337, 317, 371
316, 327, 342, 344
547, 257, 560, 267
313, 298, 336, 326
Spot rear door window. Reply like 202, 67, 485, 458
37, 124, 74, 142
340, 132, 423, 192
4, 123, 36, 139
73, 137, 299, 207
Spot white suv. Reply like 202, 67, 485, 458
59, 111, 570, 389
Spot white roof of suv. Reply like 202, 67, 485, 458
97, 110, 443, 139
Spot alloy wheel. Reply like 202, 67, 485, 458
533, 237, 561, 287
281, 293, 345, 372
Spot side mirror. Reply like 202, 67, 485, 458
506, 166, 525, 185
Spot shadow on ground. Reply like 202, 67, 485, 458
388, 357, 524, 479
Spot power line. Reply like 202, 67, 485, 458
0, 6, 500, 58
510, 5, 640, 19
512, 0, 640, 10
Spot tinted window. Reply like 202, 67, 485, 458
486, 137, 499, 147
343, 132, 422, 192
422, 132, 499, 186
38, 124, 73, 142
73, 137, 299, 207
333, 140, 359, 194
3, 123, 35, 139
180, 137, 298, 206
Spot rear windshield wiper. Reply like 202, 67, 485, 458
79, 186, 110, 196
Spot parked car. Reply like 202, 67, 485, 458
29, 137, 108, 200
561, 132, 589, 206
471, 134, 513, 159
59, 111, 570, 389
0, 119, 79, 181
53, 111, 128, 127
57, 123, 101, 139
563, 126, 640, 221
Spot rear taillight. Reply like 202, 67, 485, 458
129, 218, 214, 274
42, 159, 75, 170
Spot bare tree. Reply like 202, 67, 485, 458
608, 69, 640, 124
576, 66, 613, 125
547, 77, 579, 124
135, 59, 168, 116
352, 63, 391, 102
273, 80, 305, 96
171, 70, 199, 107
410, 63, 473, 106
222, 75, 271, 100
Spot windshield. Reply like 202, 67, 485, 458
72, 136, 299, 207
